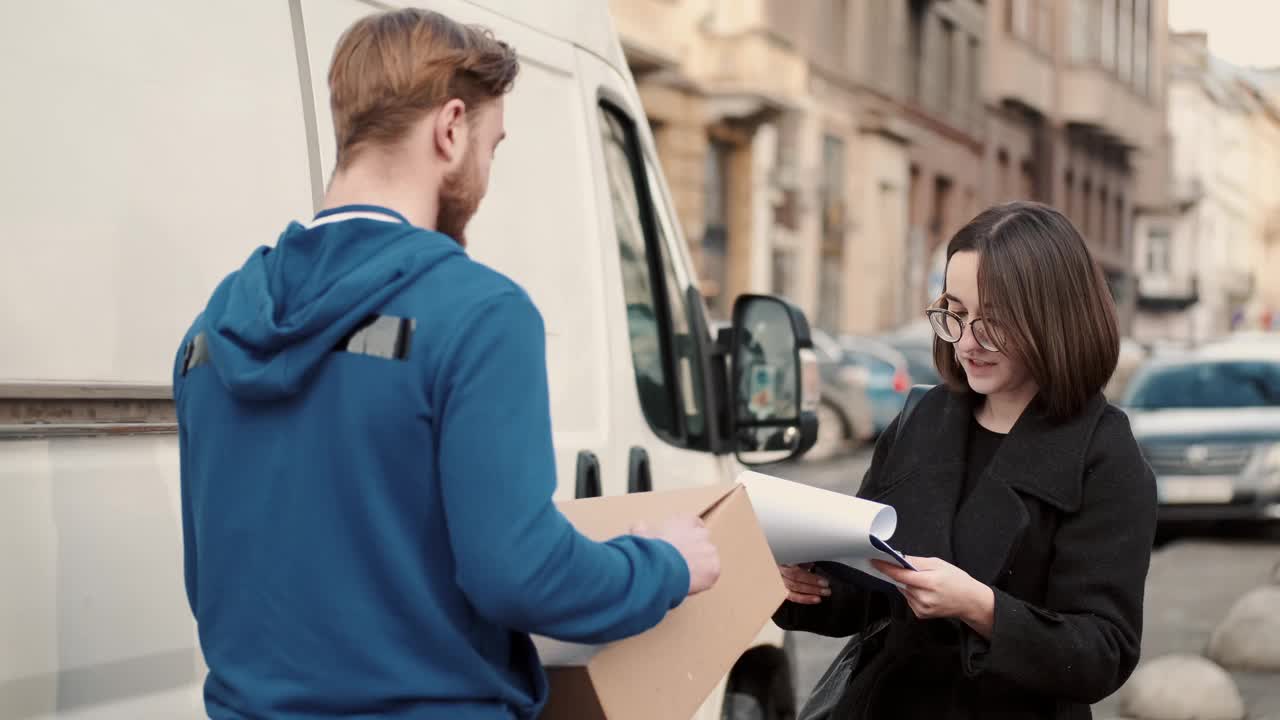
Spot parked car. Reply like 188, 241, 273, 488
1122, 344, 1280, 530
877, 320, 942, 387
1105, 337, 1149, 401
840, 335, 914, 435
804, 329, 875, 460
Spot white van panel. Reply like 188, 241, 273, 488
0, 435, 202, 718
0, 1, 313, 386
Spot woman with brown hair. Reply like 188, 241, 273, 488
775, 201, 1157, 719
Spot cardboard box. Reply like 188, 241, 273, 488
537, 483, 787, 720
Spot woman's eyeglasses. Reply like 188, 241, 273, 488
926, 298, 1005, 353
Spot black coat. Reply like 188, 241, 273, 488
775, 386, 1157, 719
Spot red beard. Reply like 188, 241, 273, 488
437, 152, 481, 246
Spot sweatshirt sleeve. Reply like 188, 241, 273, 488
435, 290, 690, 643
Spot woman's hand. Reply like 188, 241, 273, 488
871, 556, 996, 638
779, 563, 831, 605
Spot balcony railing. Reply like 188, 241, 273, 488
1137, 273, 1199, 310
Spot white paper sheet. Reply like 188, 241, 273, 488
738, 471, 914, 587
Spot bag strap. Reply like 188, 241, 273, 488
892, 384, 930, 445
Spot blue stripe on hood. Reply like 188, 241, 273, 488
200, 211, 462, 401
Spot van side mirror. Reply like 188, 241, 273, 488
728, 295, 819, 465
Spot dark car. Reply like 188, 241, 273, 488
839, 335, 914, 436
877, 321, 943, 387
1122, 344, 1280, 529
808, 329, 874, 460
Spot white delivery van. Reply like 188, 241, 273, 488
0, 2, 819, 718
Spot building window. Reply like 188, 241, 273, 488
942, 19, 958, 113
817, 256, 844, 333
931, 175, 954, 248
1035, 0, 1053, 52
1115, 194, 1126, 252
997, 149, 1010, 201
1010, 0, 1052, 53
1100, 187, 1110, 248
1069, 0, 1096, 63
908, 0, 928, 103
1065, 170, 1075, 218
816, 135, 847, 332
1082, 178, 1093, 240
867, 0, 891, 87
1021, 159, 1037, 200
1100, 0, 1117, 70
1147, 227, 1171, 273
771, 247, 796, 302
969, 36, 981, 127
702, 140, 731, 319
1117, 0, 1133, 83
907, 164, 927, 304
773, 112, 799, 172
822, 135, 847, 226
818, 0, 850, 71
1134, 0, 1150, 94
1009, 0, 1031, 39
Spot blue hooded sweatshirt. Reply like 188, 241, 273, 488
173, 205, 690, 720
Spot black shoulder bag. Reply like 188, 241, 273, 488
796, 384, 931, 720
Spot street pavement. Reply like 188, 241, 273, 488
775, 449, 1280, 718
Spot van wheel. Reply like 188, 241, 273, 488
722, 647, 796, 720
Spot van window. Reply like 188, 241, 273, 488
644, 159, 708, 442
599, 103, 709, 448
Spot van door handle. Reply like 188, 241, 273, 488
575, 451, 601, 499
628, 447, 652, 494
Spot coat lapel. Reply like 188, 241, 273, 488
951, 462, 1031, 585
865, 390, 972, 565
872, 389, 1109, 586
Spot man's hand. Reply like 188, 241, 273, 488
779, 563, 830, 605
634, 516, 721, 596
871, 556, 995, 638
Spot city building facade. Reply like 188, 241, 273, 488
984, 0, 1172, 332
1132, 33, 1280, 343
612, 0, 1174, 337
